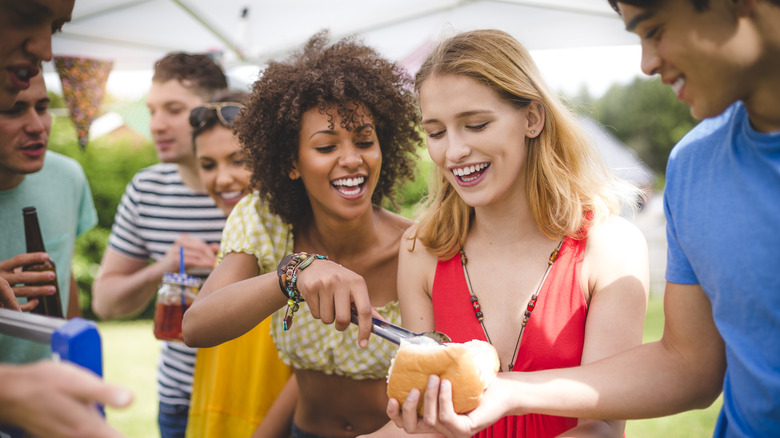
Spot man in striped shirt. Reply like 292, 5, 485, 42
92, 53, 227, 438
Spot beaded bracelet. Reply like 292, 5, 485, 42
276, 252, 328, 330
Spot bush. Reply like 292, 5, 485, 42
49, 116, 158, 319
49, 117, 158, 228
72, 227, 109, 321
386, 151, 433, 219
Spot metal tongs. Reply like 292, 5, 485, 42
350, 309, 451, 346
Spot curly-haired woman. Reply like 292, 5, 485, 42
183, 30, 422, 438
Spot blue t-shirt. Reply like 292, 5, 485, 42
0, 151, 97, 363
664, 102, 780, 437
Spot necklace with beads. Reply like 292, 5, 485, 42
459, 239, 563, 373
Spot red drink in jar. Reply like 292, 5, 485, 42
153, 273, 200, 342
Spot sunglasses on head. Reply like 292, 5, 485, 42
189, 102, 245, 129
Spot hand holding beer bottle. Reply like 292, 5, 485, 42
0, 252, 56, 312
21, 206, 63, 318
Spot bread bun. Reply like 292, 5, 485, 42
386, 339, 499, 414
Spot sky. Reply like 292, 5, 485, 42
533, 44, 644, 97
44, 43, 645, 103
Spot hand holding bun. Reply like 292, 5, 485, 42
386, 339, 499, 414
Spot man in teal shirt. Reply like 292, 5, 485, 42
0, 72, 97, 363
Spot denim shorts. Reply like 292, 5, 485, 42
290, 420, 329, 438
158, 401, 188, 438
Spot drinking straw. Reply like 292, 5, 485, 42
179, 246, 186, 308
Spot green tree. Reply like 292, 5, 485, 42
593, 77, 698, 175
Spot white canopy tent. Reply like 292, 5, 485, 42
47, 0, 639, 76
46, 0, 652, 184
46, 0, 661, 280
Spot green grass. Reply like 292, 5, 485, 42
100, 319, 160, 438
624, 294, 723, 437
99, 294, 721, 437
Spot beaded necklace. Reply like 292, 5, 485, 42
459, 239, 563, 372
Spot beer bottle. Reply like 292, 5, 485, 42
22, 206, 64, 318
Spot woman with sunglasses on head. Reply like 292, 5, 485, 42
184, 90, 294, 437
182, 30, 423, 438
189, 92, 253, 214
382, 29, 649, 438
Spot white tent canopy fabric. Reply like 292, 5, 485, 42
49, 0, 638, 72
50, 0, 655, 187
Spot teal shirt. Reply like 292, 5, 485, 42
0, 151, 97, 363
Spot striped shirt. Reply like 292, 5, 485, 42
108, 163, 225, 406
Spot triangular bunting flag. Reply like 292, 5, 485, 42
54, 56, 114, 149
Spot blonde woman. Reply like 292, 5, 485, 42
386, 29, 649, 438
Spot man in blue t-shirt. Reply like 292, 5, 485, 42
389, 1, 780, 438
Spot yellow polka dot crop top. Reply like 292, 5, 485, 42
270, 301, 400, 380
221, 193, 399, 381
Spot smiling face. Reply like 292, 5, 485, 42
147, 79, 205, 164
419, 74, 540, 209
0, 0, 74, 109
0, 73, 50, 190
195, 124, 251, 215
619, 0, 758, 120
292, 103, 382, 222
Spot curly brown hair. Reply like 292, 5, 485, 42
235, 30, 422, 226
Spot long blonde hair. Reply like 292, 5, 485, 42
413, 29, 639, 259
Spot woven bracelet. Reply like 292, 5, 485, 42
276, 252, 328, 330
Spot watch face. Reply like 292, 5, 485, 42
277, 253, 295, 276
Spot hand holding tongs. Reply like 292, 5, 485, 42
350, 309, 450, 346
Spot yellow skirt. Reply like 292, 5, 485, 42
186, 318, 292, 437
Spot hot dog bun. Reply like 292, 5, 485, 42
386, 339, 499, 414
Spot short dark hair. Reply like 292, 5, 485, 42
608, 0, 780, 13
152, 52, 228, 100
235, 30, 422, 226
191, 90, 249, 148
608, 0, 709, 13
